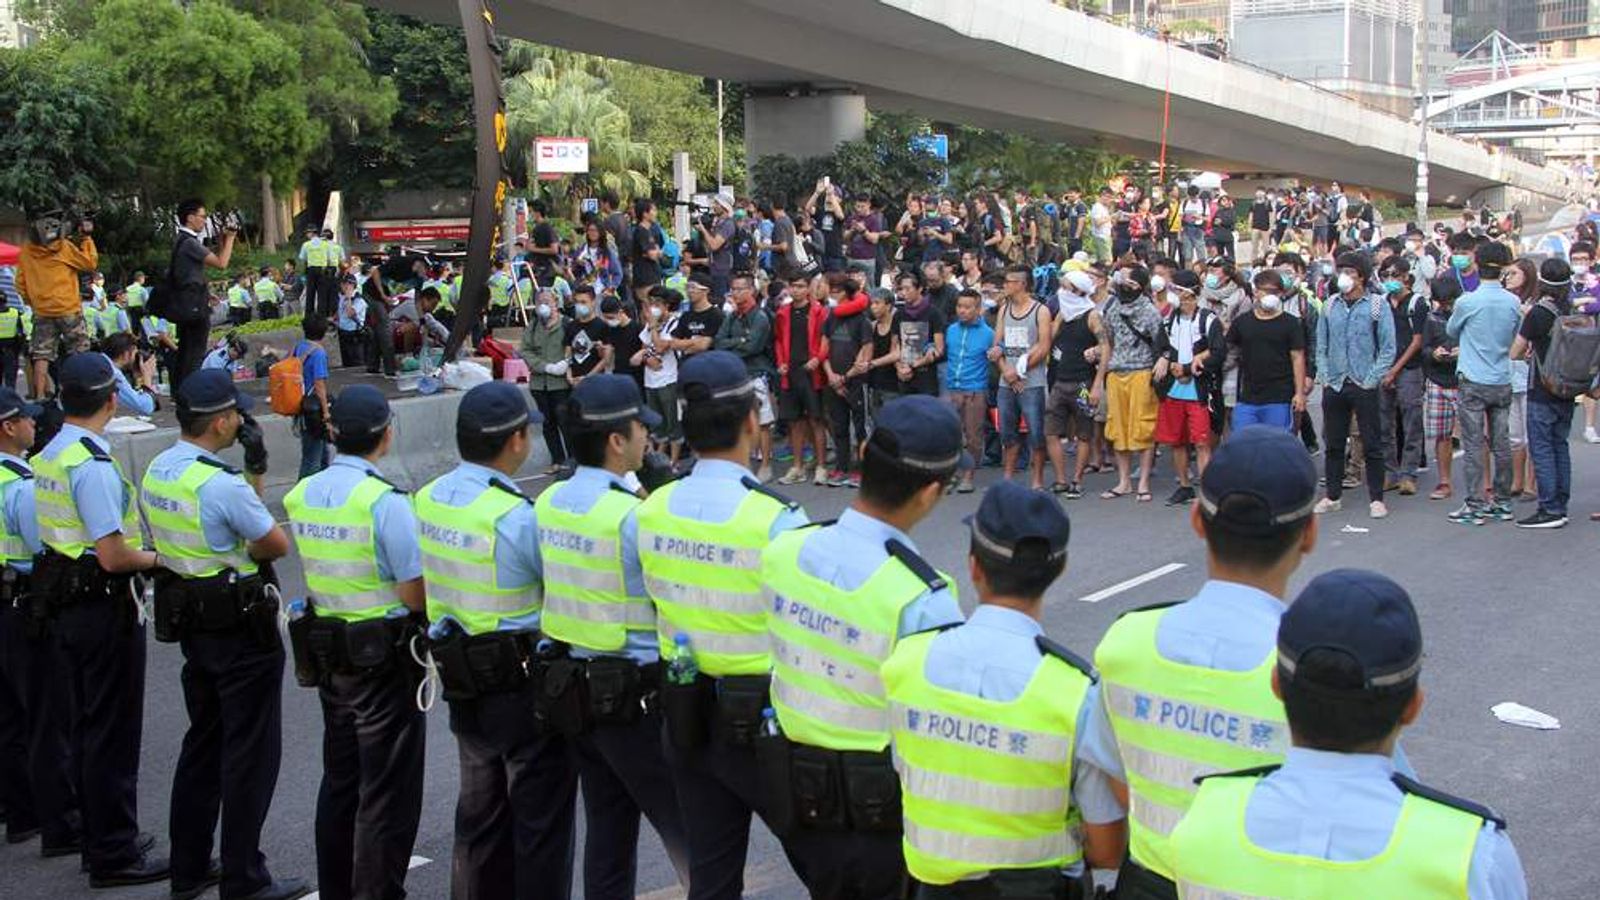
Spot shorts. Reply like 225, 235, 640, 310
645, 383, 682, 443
30, 314, 89, 362
1221, 369, 1239, 409
1045, 381, 1092, 440
997, 385, 1046, 450
1154, 397, 1211, 446
751, 376, 776, 427
1509, 391, 1528, 450
1423, 381, 1459, 444
1104, 370, 1159, 451
778, 378, 823, 422
1232, 401, 1294, 431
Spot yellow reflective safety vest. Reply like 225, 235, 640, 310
763, 528, 951, 751
883, 629, 1093, 885
254, 278, 281, 306
488, 272, 513, 309
227, 285, 251, 309
33, 435, 139, 560
303, 238, 331, 268
20, 308, 32, 340
0, 308, 20, 340
636, 477, 797, 677
284, 472, 405, 623
0, 459, 33, 566
125, 283, 147, 309
415, 473, 542, 635
1093, 605, 1288, 881
96, 304, 122, 336
1170, 768, 1488, 900
534, 477, 651, 652
140, 456, 257, 580
425, 279, 454, 313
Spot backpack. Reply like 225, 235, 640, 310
1031, 262, 1060, 302
1533, 299, 1600, 399
269, 352, 305, 416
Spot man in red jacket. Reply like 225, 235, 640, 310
774, 274, 831, 485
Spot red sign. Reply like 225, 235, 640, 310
354, 219, 471, 243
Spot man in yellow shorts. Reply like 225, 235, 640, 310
1092, 263, 1164, 502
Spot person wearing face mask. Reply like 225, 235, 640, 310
1156, 271, 1224, 506
601, 296, 644, 389
1511, 257, 1579, 529
1376, 258, 1428, 497
1201, 258, 1249, 437
1043, 270, 1103, 498
634, 287, 685, 465
1444, 241, 1523, 525
519, 294, 574, 474
1445, 231, 1482, 292
1228, 269, 1306, 434
1249, 189, 1273, 260
1094, 264, 1164, 502
1421, 276, 1464, 500
1313, 252, 1396, 519
1401, 227, 1438, 297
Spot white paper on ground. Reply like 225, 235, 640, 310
1339, 524, 1370, 534
106, 416, 157, 434
1491, 702, 1560, 730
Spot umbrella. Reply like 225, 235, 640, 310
0, 242, 17, 267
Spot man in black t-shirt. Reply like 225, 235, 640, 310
1514, 257, 1578, 527
1249, 190, 1273, 260
819, 273, 871, 484
1228, 270, 1307, 432
1377, 257, 1428, 495
891, 272, 946, 396
527, 200, 560, 281
668, 274, 724, 360
630, 199, 663, 307
602, 296, 644, 387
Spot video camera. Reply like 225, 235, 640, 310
28, 207, 95, 245
664, 198, 718, 232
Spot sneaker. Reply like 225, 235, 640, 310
813, 467, 828, 487
1586, 426, 1600, 444
1447, 504, 1485, 526
1369, 501, 1389, 519
1165, 485, 1196, 507
778, 467, 806, 485
1313, 497, 1342, 514
1486, 501, 1516, 522
773, 445, 795, 462
755, 465, 774, 484
825, 469, 849, 487
955, 477, 976, 494
1516, 510, 1569, 529
1397, 478, 1417, 496
846, 472, 861, 489
1065, 482, 1083, 500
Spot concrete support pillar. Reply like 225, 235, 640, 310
743, 92, 867, 179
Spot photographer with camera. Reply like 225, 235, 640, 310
169, 199, 238, 392
15, 210, 98, 400
698, 192, 739, 303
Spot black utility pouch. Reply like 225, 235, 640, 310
790, 744, 847, 831
586, 656, 642, 726
288, 607, 326, 687
343, 617, 394, 670
842, 749, 902, 832
464, 632, 527, 695
755, 731, 796, 837
540, 657, 592, 736
714, 674, 771, 747
661, 675, 712, 752
428, 629, 479, 701
151, 575, 188, 644
237, 576, 279, 650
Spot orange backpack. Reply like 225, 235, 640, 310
268, 352, 305, 416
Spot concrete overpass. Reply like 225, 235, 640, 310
374, 0, 1572, 206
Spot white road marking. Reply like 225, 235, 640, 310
1076, 562, 1187, 603
303, 857, 431, 900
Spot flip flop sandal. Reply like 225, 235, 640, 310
1136, 492, 1154, 503
1101, 488, 1131, 500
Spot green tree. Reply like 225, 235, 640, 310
0, 47, 132, 213
14, 0, 98, 38
62, 0, 320, 206
607, 62, 742, 191
751, 113, 944, 210
946, 126, 1130, 195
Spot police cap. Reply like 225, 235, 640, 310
177, 368, 254, 415
1199, 426, 1316, 536
570, 373, 662, 429
0, 387, 42, 422
679, 350, 754, 402
458, 381, 540, 435
58, 353, 118, 393
868, 395, 969, 473
1279, 568, 1422, 695
330, 385, 391, 438
968, 481, 1068, 563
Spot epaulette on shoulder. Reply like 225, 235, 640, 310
488, 477, 533, 504
195, 456, 243, 477
0, 459, 32, 480
1035, 635, 1096, 681
367, 472, 407, 495
609, 483, 642, 498
1392, 773, 1506, 829
79, 436, 113, 463
885, 538, 947, 593
1194, 764, 1282, 785
1115, 599, 1183, 620
740, 475, 800, 511
905, 621, 962, 639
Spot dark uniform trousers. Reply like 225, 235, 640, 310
315, 659, 427, 900
447, 685, 578, 900
169, 627, 286, 897
51, 596, 147, 874
574, 711, 690, 899
661, 730, 807, 900
784, 824, 905, 900
22, 618, 81, 849
0, 601, 38, 838
0, 336, 21, 391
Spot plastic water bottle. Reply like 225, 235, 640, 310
761, 706, 780, 738
287, 597, 309, 621
666, 633, 699, 686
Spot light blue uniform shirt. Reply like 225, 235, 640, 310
202, 347, 237, 374
1, 453, 40, 574
145, 440, 274, 552
1079, 580, 1413, 783
924, 605, 1124, 848
294, 456, 422, 587
337, 294, 368, 333
791, 507, 963, 637
1446, 282, 1522, 386
538, 465, 656, 662
107, 355, 155, 416
1236, 748, 1526, 900
426, 462, 542, 632
40, 424, 131, 548
661, 458, 810, 537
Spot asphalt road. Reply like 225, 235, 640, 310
5, 434, 1598, 899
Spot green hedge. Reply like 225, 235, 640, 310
211, 314, 303, 341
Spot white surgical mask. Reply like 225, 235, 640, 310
646, 306, 661, 321
536, 303, 552, 320
1336, 274, 1356, 294
1574, 263, 1591, 276
722, 301, 735, 315
1258, 293, 1283, 313
1149, 275, 1167, 293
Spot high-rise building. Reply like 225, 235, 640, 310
0, 0, 38, 48
1449, 0, 1600, 53
1232, 0, 1420, 114
1418, 0, 1457, 90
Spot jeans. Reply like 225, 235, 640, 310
1458, 377, 1513, 507
1232, 402, 1293, 431
300, 428, 329, 479
530, 388, 571, 466
1527, 398, 1574, 516
997, 385, 1047, 450
1180, 226, 1206, 266
1380, 367, 1424, 479
1322, 382, 1384, 502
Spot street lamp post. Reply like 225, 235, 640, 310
1416, 0, 1430, 229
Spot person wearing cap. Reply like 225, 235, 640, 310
1169, 569, 1527, 899
413, 381, 577, 900
0, 388, 49, 846
1045, 269, 1104, 497
203, 332, 248, 376
282, 384, 427, 900
1313, 250, 1396, 519
634, 350, 810, 899
1445, 240, 1523, 526
759, 393, 966, 896
1095, 262, 1163, 502
299, 227, 333, 321
141, 369, 298, 899
1082, 426, 1321, 900
884, 482, 1126, 898
533, 374, 689, 897
701, 192, 740, 303
335, 275, 368, 370
486, 257, 515, 331
254, 266, 283, 320
31, 352, 167, 887
226, 271, 254, 327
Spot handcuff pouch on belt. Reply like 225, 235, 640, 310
152, 569, 277, 647
756, 730, 901, 836
662, 672, 771, 752
31, 549, 134, 625
428, 629, 534, 702
535, 644, 655, 736
288, 602, 416, 688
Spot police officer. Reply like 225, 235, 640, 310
486, 258, 514, 331
283, 384, 426, 900
322, 230, 346, 319
141, 369, 301, 900
0, 296, 24, 390
414, 381, 576, 900
883, 482, 1128, 900
31, 352, 165, 886
1169, 570, 1528, 898
124, 271, 148, 337
634, 349, 809, 900
1079, 426, 1318, 900
299, 227, 333, 322
759, 394, 965, 898
535, 374, 689, 897
227, 272, 255, 327
254, 266, 284, 320
0, 388, 44, 844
